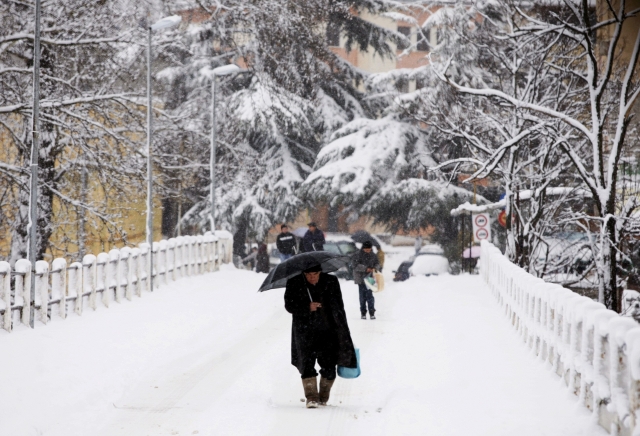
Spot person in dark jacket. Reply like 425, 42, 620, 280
352, 241, 381, 320
256, 243, 270, 273
232, 226, 247, 267
284, 265, 357, 408
276, 224, 297, 261
303, 222, 325, 252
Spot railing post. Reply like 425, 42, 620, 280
35, 260, 49, 324
15, 259, 32, 327
83, 254, 97, 310
152, 242, 159, 289
120, 247, 133, 301
68, 262, 83, 316
0, 261, 11, 332
130, 247, 142, 297
96, 252, 109, 307
51, 258, 67, 319
167, 238, 176, 281
158, 240, 168, 285
108, 249, 121, 303
139, 243, 149, 292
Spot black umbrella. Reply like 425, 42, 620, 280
351, 230, 381, 249
258, 252, 351, 292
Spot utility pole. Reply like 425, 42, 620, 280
27, 0, 42, 328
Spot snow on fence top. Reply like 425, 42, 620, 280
0, 232, 232, 333
480, 240, 640, 434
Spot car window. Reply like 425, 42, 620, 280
324, 243, 341, 254
337, 243, 356, 255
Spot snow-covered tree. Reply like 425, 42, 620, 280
428, 0, 640, 310
155, 0, 406, 238
300, 114, 476, 231
0, 0, 151, 262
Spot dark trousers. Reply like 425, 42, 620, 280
301, 332, 338, 380
359, 283, 375, 315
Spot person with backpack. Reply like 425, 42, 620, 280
276, 224, 297, 261
351, 241, 381, 320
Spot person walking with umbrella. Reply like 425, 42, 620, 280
352, 241, 381, 320
282, 262, 357, 408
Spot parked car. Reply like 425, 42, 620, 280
409, 254, 450, 276
393, 247, 450, 281
418, 244, 445, 255
533, 231, 592, 275
269, 247, 281, 268
324, 240, 357, 280
393, 261, 413, 282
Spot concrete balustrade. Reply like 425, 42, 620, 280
481, 240, 640, 435
0, 232, 231, 332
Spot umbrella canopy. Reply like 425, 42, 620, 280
350, 230, 381, 249
462, 246, 482, 259
292, 227, 308, 238
258, 252, 351, 292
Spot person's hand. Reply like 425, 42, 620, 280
310, 302, 322, 312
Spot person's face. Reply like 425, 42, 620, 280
363, 247, 372, 253
281, 226, 288, 233
304, 271, 321, 285
309, 225, 316, 232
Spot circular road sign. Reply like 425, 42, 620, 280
474, 214, 489, 227
476, 228, 490, 240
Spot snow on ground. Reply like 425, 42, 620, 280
0, 254, 605, 436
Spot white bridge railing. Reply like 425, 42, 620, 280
0, 232, 232, 333
481, 241, 640, 436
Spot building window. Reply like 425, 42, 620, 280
396, 77, 409, 93
397, 26, 411, 50
326, 23, 340, 47
430, 27, 441, 47
417, 31, 430, 52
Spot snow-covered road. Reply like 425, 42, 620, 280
1, 261, 604, 436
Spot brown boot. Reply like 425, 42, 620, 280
302, 377, 319, 408
319, 377, 335, 405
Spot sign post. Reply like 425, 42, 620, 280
472, 213, 491, 242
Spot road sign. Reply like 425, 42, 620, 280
498, 210, 507, 227
472, 212, 491, 241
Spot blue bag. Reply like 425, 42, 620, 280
337, 348, 361, 379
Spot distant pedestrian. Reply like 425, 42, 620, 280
276, 224, 297, 261
414, 235, 423, 254
284, 265, 357, 408
256, 243, 270, 273
376, 247, 385, 271
242, 247, 258, 270
352, 241, 381, 320
303, 222, 325, 252
232, 226, 247, 267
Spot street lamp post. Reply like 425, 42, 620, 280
208, 64, 240, 231
147, 15, 181, 292
27, 0, 42, 328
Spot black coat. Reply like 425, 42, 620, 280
351, 249, 381, 285
302, 229, 325, 252
256, 244, 270, 273
276, 232, 297, 255
284, 273, 357, 373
